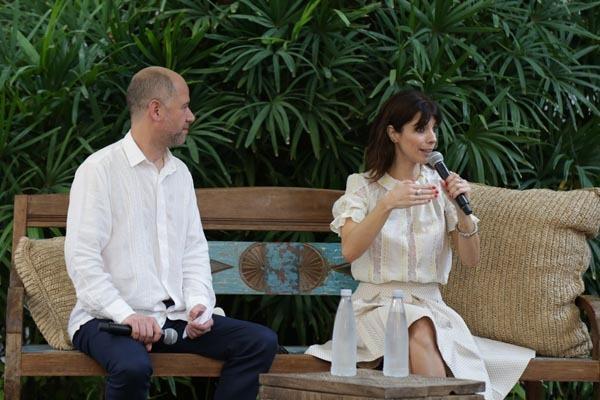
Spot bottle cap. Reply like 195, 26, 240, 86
392, 289, 404, 298
340, 289, 352, 297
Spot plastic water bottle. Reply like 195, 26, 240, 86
383, 289, 409, 377
331, 288, 357, 376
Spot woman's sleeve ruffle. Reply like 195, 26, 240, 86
330, 175, 368, 236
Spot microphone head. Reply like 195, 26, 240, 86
426, 151, 444, 167
163, 328, 178, 345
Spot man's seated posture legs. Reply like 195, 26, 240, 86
65, 66, 277, 400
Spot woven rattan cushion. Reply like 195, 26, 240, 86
14, 236, 75, 350
442, 185, 600, 357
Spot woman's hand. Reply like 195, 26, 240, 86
382, 180, 438, 210
444, 172, 480, 267
442, 172, 471, 210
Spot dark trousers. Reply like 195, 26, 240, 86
72, 315, 278, 400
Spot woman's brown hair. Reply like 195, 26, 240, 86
365, 90, 441, 181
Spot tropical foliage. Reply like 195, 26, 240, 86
0, 0, 598, 398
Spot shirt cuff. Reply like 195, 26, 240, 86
185, 295, 214, 316
105, 298, 135, 324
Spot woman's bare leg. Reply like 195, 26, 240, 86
408, 317, 445, 377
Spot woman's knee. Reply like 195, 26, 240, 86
409, 318, 437, 350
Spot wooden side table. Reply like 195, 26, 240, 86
259, 369, 485, 399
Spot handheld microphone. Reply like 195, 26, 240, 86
98, 322, 178, 345
426, 151, 472, 215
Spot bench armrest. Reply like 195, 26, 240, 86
6, 286, 24, 335
576, 295, 600, 360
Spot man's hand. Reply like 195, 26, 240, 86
185, 304, 214, 339
122, 313, 162, 351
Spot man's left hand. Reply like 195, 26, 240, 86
185, 304, 214, 339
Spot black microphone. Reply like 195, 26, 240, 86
426, 151, 472, 215
98, 321, 178, 345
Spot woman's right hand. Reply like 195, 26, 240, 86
382, 180, 438, 210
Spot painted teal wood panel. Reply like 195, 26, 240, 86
264, 243, 301, 293
208, 241, 357, 295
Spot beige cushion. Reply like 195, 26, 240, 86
442, 185, 600, 357
14, 236, 75, 350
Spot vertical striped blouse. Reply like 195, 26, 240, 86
331, 167, 477, 284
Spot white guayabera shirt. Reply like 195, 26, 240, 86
65, 131, 215, 340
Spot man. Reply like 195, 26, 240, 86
65, 66, 278, 400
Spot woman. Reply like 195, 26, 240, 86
306, 90, 534, 400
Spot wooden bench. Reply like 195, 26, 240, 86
5, 188, 600, 399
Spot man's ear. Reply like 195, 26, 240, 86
148, 99, 162, 121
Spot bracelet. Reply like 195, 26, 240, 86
456, 221, 478, 238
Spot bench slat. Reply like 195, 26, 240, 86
21, 188, 344, 232
519, 357, 600, 381
196, 187, 341, 232
21, 348, 329, 377
20, 346, 599, 381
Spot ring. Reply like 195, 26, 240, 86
415, 189, 422, 196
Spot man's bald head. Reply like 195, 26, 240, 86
126, 66, 180, 119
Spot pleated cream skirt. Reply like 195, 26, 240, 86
305, 281, 535, 400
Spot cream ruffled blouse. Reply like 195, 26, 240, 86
332, 167, 478, 285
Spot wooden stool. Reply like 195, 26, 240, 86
260, 369, 485, 400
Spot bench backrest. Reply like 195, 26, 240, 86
10, 188, 356, 297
